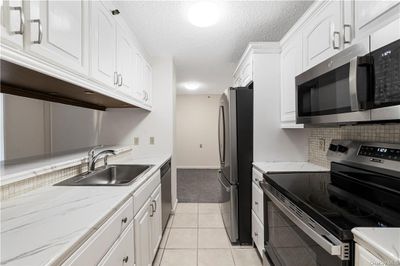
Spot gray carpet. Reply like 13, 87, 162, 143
177, 169, 223, 203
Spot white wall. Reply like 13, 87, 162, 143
253, 53, 310, 162
99, 57, 177, 206
175, 94, 220, 168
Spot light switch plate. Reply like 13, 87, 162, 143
319, 138, 326, 151
150, 137, 155, 145
134, 137, 139, 145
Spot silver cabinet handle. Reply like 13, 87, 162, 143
150, 202, 154, 217
122, 256, 129, 263
117, 74, 123, 86
10, 6, 24, 34
254, 232, 258, 237
332, 31, 340, 50
343, 24, 351, 44
255, 201, 259, 205
31, 19, 42, 44
121, 217, 128, 223
142, 90, 146, 100
153, 199, 157, 212
114, 72, 118, 85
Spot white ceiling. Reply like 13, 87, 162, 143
116, 1, 313, 95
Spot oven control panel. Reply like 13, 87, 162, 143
358, 145, 400, 161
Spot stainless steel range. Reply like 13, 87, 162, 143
260, 140, 400, 266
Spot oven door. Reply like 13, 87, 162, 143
260, 181, 352, 266
295, 41, 370, 125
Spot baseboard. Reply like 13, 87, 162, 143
177, 166, 219, 169
171, 198, 178, 215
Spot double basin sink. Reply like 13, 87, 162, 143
55, 164, 153, 186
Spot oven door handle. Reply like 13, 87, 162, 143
260, 181, 349, 260
218, 170, 231, 192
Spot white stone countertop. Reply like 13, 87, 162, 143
0, 145, 134, 186
253, 161, 329, 173
352, 227, 400, 264
0, 152, 171, 266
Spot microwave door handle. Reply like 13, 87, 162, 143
349, 57, 360, 112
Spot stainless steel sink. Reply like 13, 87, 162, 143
54, 164, 153, 186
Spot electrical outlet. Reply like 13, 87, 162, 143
149, 137, 155, 145
319, 138, 326, 151
134, 137, 139, 145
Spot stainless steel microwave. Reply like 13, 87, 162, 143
295, 39, 400, 125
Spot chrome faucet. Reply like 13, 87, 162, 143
87, 145, 116, 172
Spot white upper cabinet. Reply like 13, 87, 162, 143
90, 1, 116, 87
1, 0, 24, 48
302, 0, 342, 70
143, 62, 152, 106
116, 23, 134, 95
281, 33, 303, 127
355, 1, 400, 39
26, 0, 88, 74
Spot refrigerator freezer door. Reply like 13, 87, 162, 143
218, 170, 239, 242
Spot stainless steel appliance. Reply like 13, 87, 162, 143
161, 159, 172, 232
218, 86, 253, 244
296, 38, 400, 125
260, 140, 400, 266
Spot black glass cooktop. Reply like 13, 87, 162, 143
264, 162, 400, 241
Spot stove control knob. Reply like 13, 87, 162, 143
337, 145, 348, 153
329, 144, 338, 152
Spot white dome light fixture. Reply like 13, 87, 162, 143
188, 1, 220, 27
184, 82, 201, 91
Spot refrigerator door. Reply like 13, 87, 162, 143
219, 90, 238, 184
218, 170, 238, 242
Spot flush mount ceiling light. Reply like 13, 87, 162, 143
184, 82, 201, 91
188, 1, 220, 27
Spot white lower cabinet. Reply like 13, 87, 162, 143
355, 244, 384, 266
251, 210, 264, 256
251, 167, 264, 256
134, 184, 162, 266
62, 198, 134, 266
134, 198, 152, 266
98, 222, 135, 266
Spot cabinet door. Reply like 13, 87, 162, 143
150, 185, 162, 260
0, 0, 24, 48
143, 62, 152, 106
133, 51, 145, 100
26, 0, 88, 74
98, 223, 135, 266
252, 182, 263, 224
302, 0, 342, 69
355, 244, 384, 266
90, 0, 116, 87
134, 199, 152, 266
281, 34, 302, 123
355, 1, 399, 38
251, 210, 264, 256
116, 23, 134, 96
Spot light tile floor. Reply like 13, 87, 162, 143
153, 203, 263, 266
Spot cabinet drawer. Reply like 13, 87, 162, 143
252, 210, 264, 256
63, 198, 134, 266
252, 168, 263, 188
133, 170, 161, 216
98, 222, 135, 266
252, 182, 264, 224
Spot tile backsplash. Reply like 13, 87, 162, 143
309, 123, 400, 168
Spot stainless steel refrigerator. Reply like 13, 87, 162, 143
218, 85, 253, 244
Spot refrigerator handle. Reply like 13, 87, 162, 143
218, 106, 225, 165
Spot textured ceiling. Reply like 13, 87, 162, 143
115, 1, 313, 95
